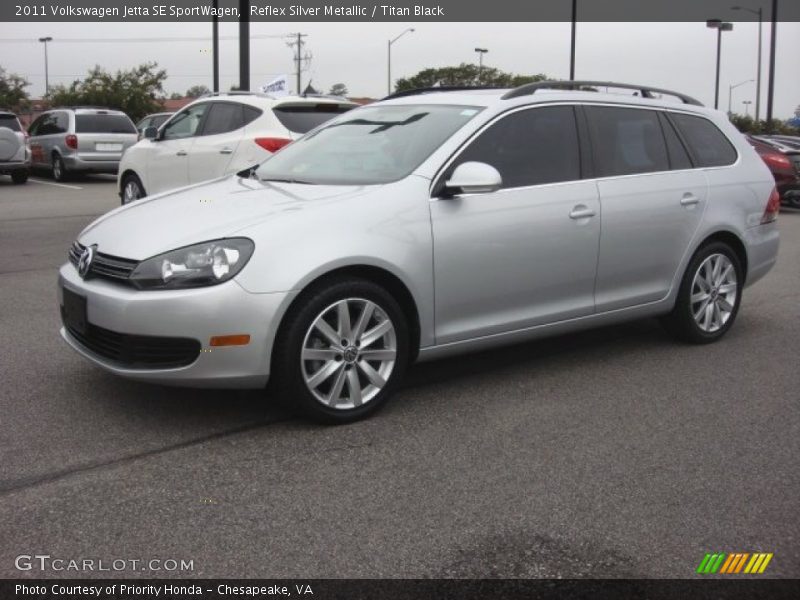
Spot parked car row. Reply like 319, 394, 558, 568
1, 92, 357, 192
746, 135, 800, 208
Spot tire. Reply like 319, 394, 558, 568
121, 173, 146, 205
270, 277, 410, 424
11, 169, 28, 184
661, 241, 743, 344
52, 154, 68, 182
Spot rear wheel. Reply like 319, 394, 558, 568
271, 278, 409, 423
121, 173, 146, 204
52, 154, 68, 182
661, 241, 743, 344
11, 169, 28, 184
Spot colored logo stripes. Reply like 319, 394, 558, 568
696, 552, 773, 574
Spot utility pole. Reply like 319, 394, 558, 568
287, 33, 310, 94
212, 0, 219, 92
570, 0, 577, 80
765, 0, 777, 130
238, 0, 249, 91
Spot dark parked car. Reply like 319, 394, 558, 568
747, 135, 800, 208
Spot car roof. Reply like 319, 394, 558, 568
184, 92, 358, 110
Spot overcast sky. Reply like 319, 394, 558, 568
2, 21, 798, 118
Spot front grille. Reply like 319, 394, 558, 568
68, 242, 139, 283
62, 314, 201, 369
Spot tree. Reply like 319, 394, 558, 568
169, 92, 183, 100
185, 84, 210, 98
328, 83, 348, 97
0, 66, 30, 111
48, 62, 167, 121
729, 113, 800, 135
395, 64, 549, 92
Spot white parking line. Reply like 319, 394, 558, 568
28, 178, 83, 190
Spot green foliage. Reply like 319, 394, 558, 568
0, 66, 31, 111
169, 92, 183, 100
328, 83, 348, 97
395, 63, 549, 92
48, 62, 167, 122
729, 113, 800, 135
185, 84, 210, 98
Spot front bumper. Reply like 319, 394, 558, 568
58, 262, 295, 388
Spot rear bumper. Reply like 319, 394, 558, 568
0, 160, 30, 173
62, 155, 120, 174
744, 223, 780, 288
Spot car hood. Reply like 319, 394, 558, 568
78, 175, 376, 260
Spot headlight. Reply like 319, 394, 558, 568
129, 238, 255, 290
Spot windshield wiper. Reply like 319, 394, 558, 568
261, 177, 316, 185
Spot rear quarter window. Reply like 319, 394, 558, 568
670, 113, 737, 168
272, 103, 355, 134
76, 114, 137, 134
0, 114, 21, 131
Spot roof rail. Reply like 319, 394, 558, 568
50, 105, 118, 111
383, 86, 505, 100
501, 81, 703, 106
200, 90, 275, 99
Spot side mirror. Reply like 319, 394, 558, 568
143, 126, 158, 140
443, 161, 502, 196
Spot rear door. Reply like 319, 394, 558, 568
586, 105, 708, 312
75, 113, 138, 162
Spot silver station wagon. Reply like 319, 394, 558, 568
59, 81, 780, 422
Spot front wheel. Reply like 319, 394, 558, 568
271, 278, 409, 423
661, 242, 743, 344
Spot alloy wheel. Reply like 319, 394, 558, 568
301, 298, 397, 409
123, 180, 142, 203
690, 253, 738, 333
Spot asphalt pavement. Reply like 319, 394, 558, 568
0, 172, 798, 578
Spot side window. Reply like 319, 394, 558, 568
162, 103, 209, 140
448, 105, 581, 189
243, 106, 262, 127
28, 115, 46, 136
670, 113, 738, 168
586, 106, 669, 177
35, 113, 59, 135
658, 112, 693, 170
55, 111, 69, 134
201, 102, 245, 136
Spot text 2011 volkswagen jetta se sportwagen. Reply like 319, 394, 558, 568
59, 81, 780, 422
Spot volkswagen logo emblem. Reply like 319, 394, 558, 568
77, 245, 96, 279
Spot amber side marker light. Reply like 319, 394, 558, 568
209, 334, 251, 347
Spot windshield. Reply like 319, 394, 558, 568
255, 104, 483, 185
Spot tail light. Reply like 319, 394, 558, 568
254, 137, 291, 153
65, 134, 78, 150
761, 186, 780, 224
761, 152, 792, 171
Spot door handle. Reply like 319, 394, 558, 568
176, 150, 187, 157
219, 148, 233, 155
680, 193, 700, 206
569, 205, 596, 220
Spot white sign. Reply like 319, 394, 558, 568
260, 74, 290, 97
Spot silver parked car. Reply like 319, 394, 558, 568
0, 110, 30, 184
58, 81, 780, 422
28, 107, 138, 181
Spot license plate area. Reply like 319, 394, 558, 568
62, 287, 88, 335
95, 143, 122, 152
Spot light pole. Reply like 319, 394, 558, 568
387, 28, 414, 95
706, 20, 734, 110
742, 100, 753, 117
474, 48, 488, 84
728, 79, 753, 115
38, 36, 52, 97
570, 0, 577, 80
732, 5, 763, 122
